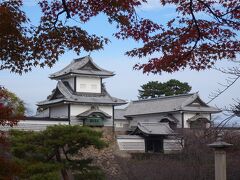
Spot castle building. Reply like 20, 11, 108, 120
115, 93, 221, 131
36, 56, 127, 127
2, 55, 222, 153
115, 93, 221, 153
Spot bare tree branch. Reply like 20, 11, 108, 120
207, 66, 240, 104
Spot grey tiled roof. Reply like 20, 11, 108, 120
49, 56, 114, 79
135, 122, 175, 135
124, 93, 221, 116
114, 109, 127, 120
37, 81, 127, 106
180, 106, 220, 112
161, 115, 179, 123
117, 135, 143, 139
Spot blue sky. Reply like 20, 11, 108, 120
0, 0, 239, 124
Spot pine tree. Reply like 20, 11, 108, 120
10, 125, 107, 180
138, 79, 192, 99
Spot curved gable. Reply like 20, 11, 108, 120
186, 97, 209, 107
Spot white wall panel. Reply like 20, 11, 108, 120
76, 77, 101, 93
70, 104, 91, 116
50, 105, 68, 118
99, 105, 113, 116
35, 108, 49, 117
117, 137, 145, 151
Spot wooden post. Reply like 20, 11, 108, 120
208, 133, 232, 180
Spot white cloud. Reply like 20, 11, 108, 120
138, 0, 164, 11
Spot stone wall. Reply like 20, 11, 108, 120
76, 127, 130, 179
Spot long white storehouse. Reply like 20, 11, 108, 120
36, 56, 127, 127
115, 93, 221, 131
115, 93, 221, 153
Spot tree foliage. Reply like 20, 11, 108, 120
0, 0, 239, 74
0, 87, 25, 179
0, 135, 21, 180
129, 0, 240, 74
0, 87, 25, 125
9, 125, 106, 180
0, 0, 141, 73
138, 79, 192, 99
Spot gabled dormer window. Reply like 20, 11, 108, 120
81, 61, 100, 71
188, 98, 208, 107
192, 102, 200, 105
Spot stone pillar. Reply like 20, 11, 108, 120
208, 133, 232, 180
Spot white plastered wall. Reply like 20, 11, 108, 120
114, 119, 130, 131
35, 108, 49, 118
71, 104, 91, 116
99, 105, 113, 126
50, 105, 68, 118
115, 119, 129, 128
76, 77, 101, 93
117, 137, 145, 151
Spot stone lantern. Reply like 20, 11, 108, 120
208, 133, 232, 180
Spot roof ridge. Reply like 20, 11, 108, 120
49, 56, 114, 79
132, 93, 196, 103
140, 122, 169, 125
115, 108, 127, 111
73, 56, 88, 63
57, 81, 73, 99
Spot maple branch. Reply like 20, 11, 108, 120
53, 0, 71, 28
221, 5, 240, 17
53, 9, 65, 27
189, 0, 201, 49
61, 0, 71, 19
196, 0, 221, 23
197, 0, 240, 26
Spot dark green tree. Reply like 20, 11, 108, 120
10, 125, 107, 180
0, 87, 25, 179
138, 81, 165, 99
138, 79, 192, 99
162, 79, 192, 96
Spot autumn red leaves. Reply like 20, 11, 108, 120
0, 87, 25, 126
0, 0, 239, 74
